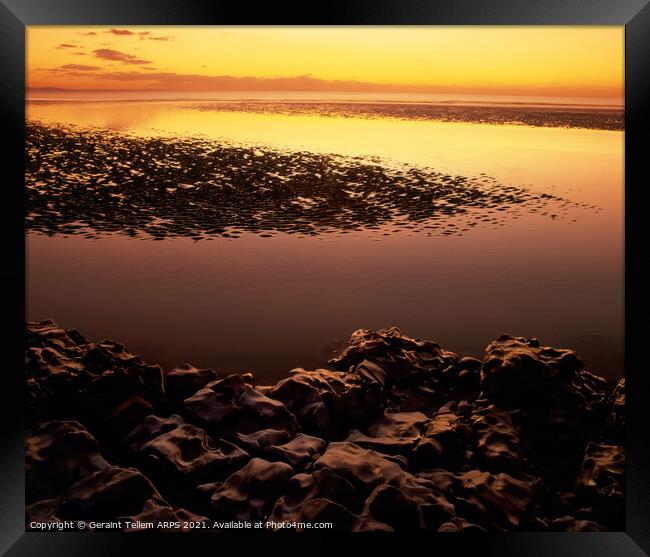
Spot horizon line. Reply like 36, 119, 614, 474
26, 86, 623, 100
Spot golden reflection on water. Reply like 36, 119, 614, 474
27, 100, 623, 207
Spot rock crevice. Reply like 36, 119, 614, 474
26, 321, 625, 531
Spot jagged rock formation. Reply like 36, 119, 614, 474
25, 320, 624, 531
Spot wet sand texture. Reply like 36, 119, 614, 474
26, 321, 624, 531
185, 100, 624, 131
26, 122, 593, 240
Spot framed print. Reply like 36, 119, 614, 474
1, 1, 649, 555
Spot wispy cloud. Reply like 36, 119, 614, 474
77, 31, 97, 36
39, 63, 102, 73
59, 64, 101, 71
106, 28, 135, 36
138, 31, 175, 42
93, 48, 153, 65
56, 43, 78, 49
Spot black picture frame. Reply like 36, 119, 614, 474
2, 1, 649, 555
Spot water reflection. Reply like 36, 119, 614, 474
26, 122, 592, 240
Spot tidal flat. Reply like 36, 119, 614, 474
26, 121, 588, 240
26, 99, 624, 382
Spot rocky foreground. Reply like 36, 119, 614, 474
26, 321, 625, 532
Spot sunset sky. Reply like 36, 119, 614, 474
27, 26, 624, 99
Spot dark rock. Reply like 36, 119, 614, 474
354, 485, 420, 531
480, 335, 609, 484
459, 356, 482, 371
605, 378, 625, 443
210, 458, 294, 521
470, 402, 525, 472
355, 473, 455, 531
27, 467, 170, 525
183, 374, 297, 437
346, 411, 428, 456
27, 490, 210, 532
269, 368, 384, 434
572, 520, 608, 532
122, 414, 249, 513
119, 501, 210, 531
122, 414, 187, 453
313, 442, 404, 503
26, 420, 110, 503
354, 359, 388, 387
264, 434, 327, 469
26, 320, 86, 350
59, 467, 159, 521
124, 414, 249, 486
26, 498, 65, 527
455, 368, 480, 391
458, 469, 539, 530
24, 323, 625, 531
575, 442, 625, 528
26, 321, 164, 437
418, 468, 540, 531
26, 343, 93, 420
481, 335, 608, 420
550, 515, 607, 532
437, 518, 487, 532
326, 327, 470, 415
234, 429, 291, 455
270, 468, 359, 525
329, 327, 457, 383
192, 481, 224, 517
83, 341, 164, 406
269, 497, 357, 531
270, 468, 363, 529
166, 363, 219, 403
78, 369, 156, 438
412, 406, 470, 469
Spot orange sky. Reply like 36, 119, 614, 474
27, 26, 624, 99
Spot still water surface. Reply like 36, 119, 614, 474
26, 96, 624, 382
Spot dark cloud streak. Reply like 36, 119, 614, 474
93, 48, 153, 65
106, 28, 135, 36
38, 64, 102, 75
59, 64, 101, 71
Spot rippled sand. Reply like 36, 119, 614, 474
184, 100, 623, 131
26, 122, 596, 240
